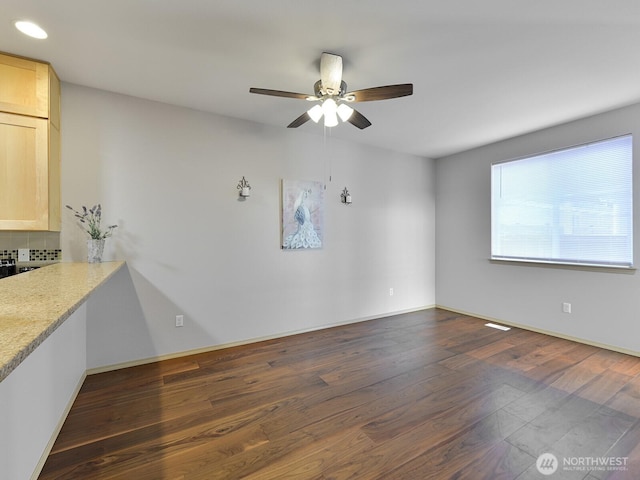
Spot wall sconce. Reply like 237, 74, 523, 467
237, 176, 251, 198
340, 187, 352, 205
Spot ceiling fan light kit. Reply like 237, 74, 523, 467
321, 98, 338, 127
250, 52, 413, 130
337, 103, 354, 122
307, 104, 323, 123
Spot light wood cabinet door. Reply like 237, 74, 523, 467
0, 112, 53, 230
0, 53, 61, 231
0, 53, 50, 118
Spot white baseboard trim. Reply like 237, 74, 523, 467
86, 305, 436, 375
31, 371, 87, 480
437, 304, 640, 358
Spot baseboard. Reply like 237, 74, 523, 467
437, 304, 640, 358
86, 304, 436, 375
30, 371, 87, 480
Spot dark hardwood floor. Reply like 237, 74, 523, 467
38, 308, 640, 479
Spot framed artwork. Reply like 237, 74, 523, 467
281, 179, 324, 249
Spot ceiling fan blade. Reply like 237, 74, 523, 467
249, 88, 312, 100
287, 112, 311, 128
347, 108, 372, 130
345, 84, 413, 102
320, 52, 343, 95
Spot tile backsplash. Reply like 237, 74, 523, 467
0, 231, 61, 263
0, 249, 62, 262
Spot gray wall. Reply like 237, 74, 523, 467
436, 103, 640, 354
60, 84, 436, 369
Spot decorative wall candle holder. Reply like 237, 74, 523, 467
237, 176, 251, 198
340, 187, 352, 205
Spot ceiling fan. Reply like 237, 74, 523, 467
249, 52, 413, 130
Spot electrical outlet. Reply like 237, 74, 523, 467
562, 302, 572, 314
389, 288, 394, 296
18, 249, 29, 262
175, 314, 184, 327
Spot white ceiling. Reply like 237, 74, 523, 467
3, 1, 640, 158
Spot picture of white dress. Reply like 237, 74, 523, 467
281, 179, 324, 249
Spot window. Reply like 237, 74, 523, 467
491, 134, 633, 268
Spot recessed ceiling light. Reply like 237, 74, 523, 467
14, 20, 48, 39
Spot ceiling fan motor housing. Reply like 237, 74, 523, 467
314, 80, 348, 99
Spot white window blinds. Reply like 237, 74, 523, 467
491, 134, 633, 268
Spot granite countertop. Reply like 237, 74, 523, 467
0, 261, 125, 383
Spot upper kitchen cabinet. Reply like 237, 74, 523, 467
0, 52, 60, 231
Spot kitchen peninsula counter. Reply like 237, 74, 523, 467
0, 261, 124, 383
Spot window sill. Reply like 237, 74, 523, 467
489, 257, 636, 274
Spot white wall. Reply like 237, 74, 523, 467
436, 103, 640, 354
0, 304, 87, 480
60, 84, 436, 369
